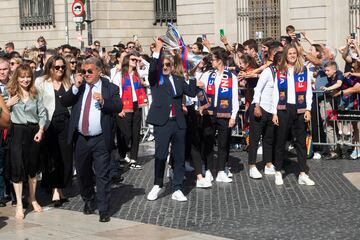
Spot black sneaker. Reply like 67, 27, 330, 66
0, 199, 6, 207
325, 152, 338, 160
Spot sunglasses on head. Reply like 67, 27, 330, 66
54, 65, 66, 70
81, 69, 93, 75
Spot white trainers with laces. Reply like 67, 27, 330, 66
171, 190, 187, 202
264, 165, 276, 175
275, 171, 284, 185
147, 185, 162, 201
249, 167, 262, 179
205, 170, 214, 182
196, 178, 212, 188
216, 171, 233, 183
312, 152, 322, 160
298, 174, 315, 186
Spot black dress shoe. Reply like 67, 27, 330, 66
0, 199, 6, 207
83, 201, 95, 215
99, 213, 110, 222
112, 175, 124, 184
53, 200, 62, 208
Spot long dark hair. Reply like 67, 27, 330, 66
121, 51, 140, 79
239, 54, 258, 69
43, 55, 71, 88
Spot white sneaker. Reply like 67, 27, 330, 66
257, 146, 263, 155
196, 178, 212, 188
264, 165, 276, 175
287, 143, 294, 151
215, 171, 233, 183
312, 152, 321, 160
225, 166, 233, 178
249, 167, 262, 179
124, 154, 131, 163
147, 185, 161, 201
298, 174, 315, 186
275, 171, 284, 185
205, 170, 214, 182
185, 162, 195, 172
171, 190, 187, 202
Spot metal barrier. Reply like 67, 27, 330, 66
311, 90, 360, 148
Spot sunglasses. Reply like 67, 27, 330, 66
70, 61, 77, 64
10, 62, 17, 66
130, 58, 138, 62
128, 45, 135, 49
54, 65, 66, 70
81, 69, 93, 75
164, 63, 171, 68
95, 44, 100, 47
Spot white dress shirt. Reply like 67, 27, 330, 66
252, 67, 275, 114
73, 80, 103, 136
197, 70, 239, 119
272, 66, 313, 114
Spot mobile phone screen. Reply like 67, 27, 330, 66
220, 29, 224, 37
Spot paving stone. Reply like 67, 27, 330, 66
39, 143, 360, 239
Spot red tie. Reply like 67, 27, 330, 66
82, 84, 94, 135
171, 104, 176, 117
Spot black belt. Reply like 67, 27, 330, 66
78, 132, 103, 140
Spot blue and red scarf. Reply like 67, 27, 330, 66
121, 73, 148, 112
205, 68, 233, 118
277, 67, 308, 113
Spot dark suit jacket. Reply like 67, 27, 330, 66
61, 77, 122, 151
146, 57, 196, 129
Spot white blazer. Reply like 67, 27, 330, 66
35, 76, 71, 127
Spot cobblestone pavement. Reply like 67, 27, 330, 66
40, 143, 360, 239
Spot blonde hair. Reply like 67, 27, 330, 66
278, 44, 304, 74
7, 64, 37, 98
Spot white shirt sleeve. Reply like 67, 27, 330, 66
231, 73, 239, 119
253, 67, 270, 104
306, 67, 313, 110
272, 74, 279, 114
111, 72, 122, 97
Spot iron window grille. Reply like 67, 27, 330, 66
237, 0, 280, 43
19, 0, 55, 29
349, 0, 360, 35
154, 0, 177, 25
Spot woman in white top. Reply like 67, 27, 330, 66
35, 55, 73, 207
197, 47, 239, 183
272, 44, 315, 186
112, 51, 149, 169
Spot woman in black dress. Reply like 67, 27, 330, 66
6, 64, 47, 219
35, 56, 73, 207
